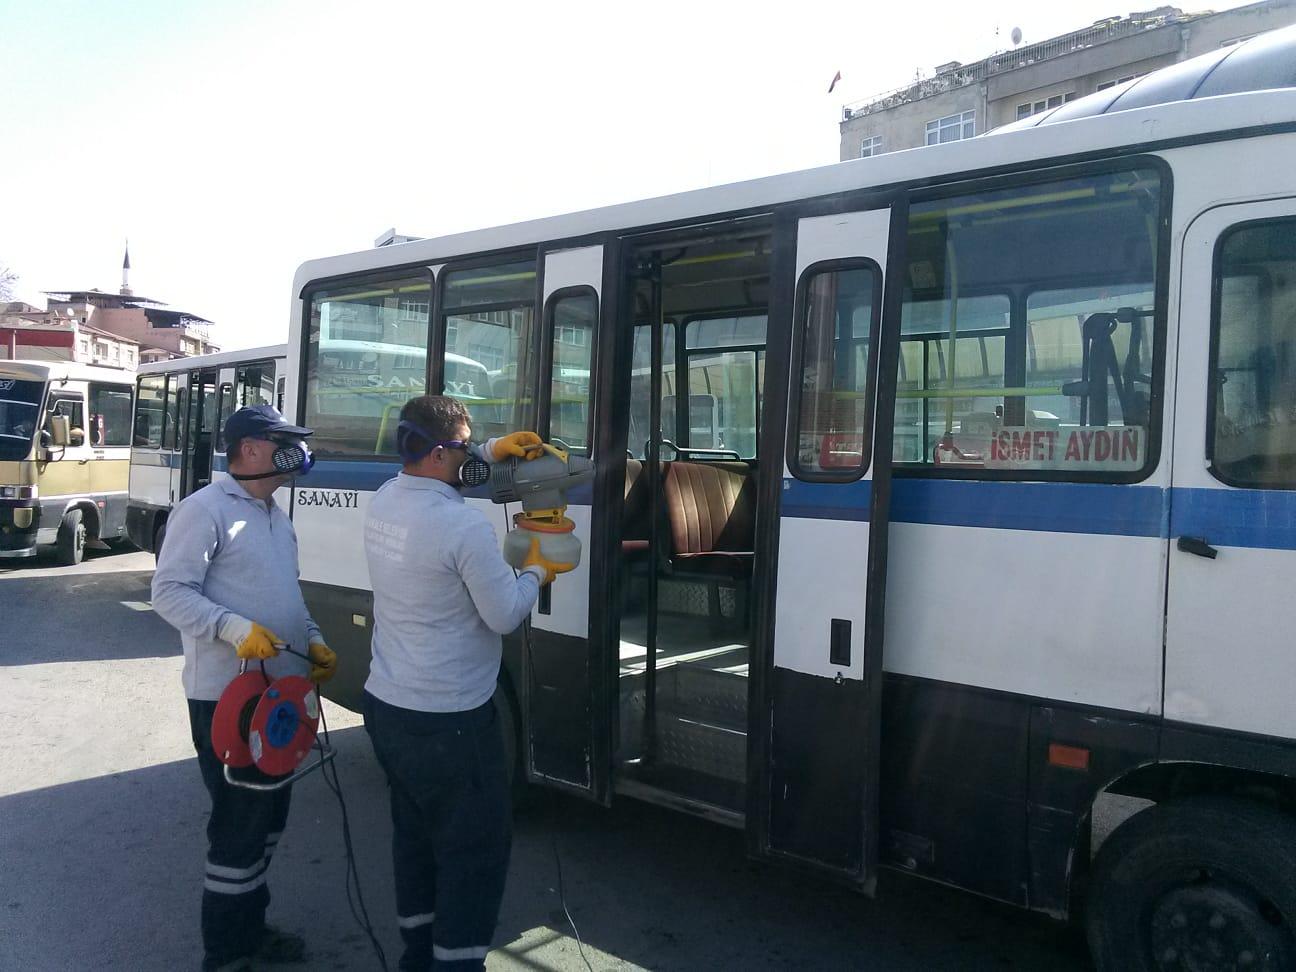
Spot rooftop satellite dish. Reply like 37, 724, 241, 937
1011, 26, 1023, 46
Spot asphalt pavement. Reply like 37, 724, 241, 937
0, 547, 1093, 970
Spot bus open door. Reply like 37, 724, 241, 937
749, 194, 906, 890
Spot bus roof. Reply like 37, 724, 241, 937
135, 343, 287, 376
0, 359, 135, 385
293, 43, 1296, 296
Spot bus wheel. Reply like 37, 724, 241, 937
55, 508, 86, 566
153, 521, 167, 563
1087, 796, 1296, 971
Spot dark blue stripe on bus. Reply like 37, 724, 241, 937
782, 478, 1167, 536
1171, 486, 1296, 552
300, 460, 401, 491
892, 479, 1168, 537
303, 460, 1296, 550
300, 460, 596, 505
784, 477, 1296, 551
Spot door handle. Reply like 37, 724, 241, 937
1177, 536, 1218, 560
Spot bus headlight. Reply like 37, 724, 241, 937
0, 485, 37, 499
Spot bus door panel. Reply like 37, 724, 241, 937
525, 243, 610, 802
1166, 199, 1296, 741
180, 370, 217, 498
755, 201, 904, 889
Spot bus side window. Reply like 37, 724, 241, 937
897, 165, 1165, 478
1210, 217, 1296, 488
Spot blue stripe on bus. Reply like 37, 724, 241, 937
784, 478, 1296, 551
892, 479, 1168, 538
300, 460, 400, 491
782, 478, 1167, 536
1171, 486, 1296, 552
302, 460, 1296, 551
299, 460, 597, 505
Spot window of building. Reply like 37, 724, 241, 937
88, 384, 133, 446
304, 273, 432, 458
1017, 93, 1077, 120
1209, 217, 1296, 488
546, 290, 598, 455
894, 164, 1165, 480
1097, 75, 1140, 92
441, 260, 536, 441
925, 110, 976, 145
860, 135, 882, 158
791, 262, 881, 479
134, 374, 166, 447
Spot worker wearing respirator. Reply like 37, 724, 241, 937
361, 394, 573, 972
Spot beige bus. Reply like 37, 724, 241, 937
0, 359, 135, 564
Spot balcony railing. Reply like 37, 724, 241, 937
843, 12, 1179, 120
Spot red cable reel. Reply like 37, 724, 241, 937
211, 661, 331, 788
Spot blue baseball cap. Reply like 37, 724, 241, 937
224, 404, 313, 445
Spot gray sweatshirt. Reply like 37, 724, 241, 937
364, 473, 543, 713
152, 477, 321, 700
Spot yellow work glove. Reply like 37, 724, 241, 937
491, 431, 544, 461
521, 537, 574, 586
222, 619, 281, 660
307, 641, 337, 684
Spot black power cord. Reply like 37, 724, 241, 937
501, 504, 595, 972
278, 645, 389, 971
317, 702, 389, 971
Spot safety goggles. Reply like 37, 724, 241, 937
428, 439, 473, 453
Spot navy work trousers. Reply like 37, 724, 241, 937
189, 699, 293, 971
363, 692, 512, 972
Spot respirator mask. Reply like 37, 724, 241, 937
231, 436, 315, 481
397, 420, 490, 488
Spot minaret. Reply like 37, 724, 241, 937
120, 242, 132, 296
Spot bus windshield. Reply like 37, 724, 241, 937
0, 377, 45, 461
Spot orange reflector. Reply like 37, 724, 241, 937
1048, 743, 1090, 770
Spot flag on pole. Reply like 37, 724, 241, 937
828, 70, 842, 94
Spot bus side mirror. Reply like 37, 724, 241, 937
49, 415, 70, 447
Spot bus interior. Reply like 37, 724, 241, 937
615, 227, 771, 814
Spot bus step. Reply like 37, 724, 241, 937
665, 664, 748, 732
655, 712, 747, 785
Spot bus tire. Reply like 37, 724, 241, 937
55, 508, 86, 566
153, 520, 167, 563
1086, 795, 1296, 971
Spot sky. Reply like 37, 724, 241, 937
0, 0, 1254, 352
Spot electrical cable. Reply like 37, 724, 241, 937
503, 503, 594, 972
317, 702, 389, 971
277, 645, 389, 971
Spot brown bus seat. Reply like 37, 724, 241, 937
622, 458, 652, 554
661, 461, 755, 576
